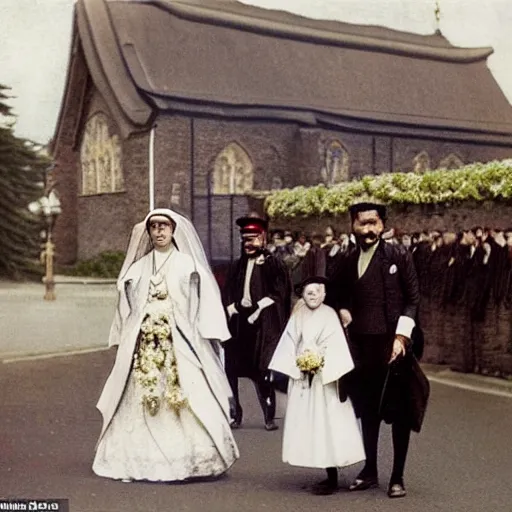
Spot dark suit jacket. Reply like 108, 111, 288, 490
327, 241, 420, 333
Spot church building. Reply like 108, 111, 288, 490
51, 0, 512, 265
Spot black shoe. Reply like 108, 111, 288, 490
264, 420, 279, 431
311, 479, 338, 495
388, 482, 406, 498
349, 476, 379, 491
230, 405, 242, 429
229, 414, 242, 429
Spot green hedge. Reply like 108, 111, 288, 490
58, 251, 125, 278
264, 159, 512, 219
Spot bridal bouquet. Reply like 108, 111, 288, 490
133, 313, 188, 416
296, 349, 324, 386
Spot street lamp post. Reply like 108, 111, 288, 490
28, 187, 62, 301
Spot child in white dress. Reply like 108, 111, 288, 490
269, 276, 365, 494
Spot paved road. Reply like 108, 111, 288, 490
2, 281, 512, 511
1, 350, 512, 512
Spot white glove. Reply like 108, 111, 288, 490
339, 308, 353, 328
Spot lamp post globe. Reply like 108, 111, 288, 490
29, 186, 61, 301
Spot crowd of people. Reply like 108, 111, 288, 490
92, 201, 430, 501
267, 224, 512, 374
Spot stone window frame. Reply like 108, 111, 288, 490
79, 112, 124, 196
320, 138, 350, 185
439, 153, 464, 170
413, 150, 431, 173
210, 141, 254, 195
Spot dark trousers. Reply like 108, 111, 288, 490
227, 371, 276, 424
360, 408, 411, 483
350, 333, 411, 483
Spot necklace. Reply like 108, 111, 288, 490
152, 249, 173, 277
149, 250, 173, 298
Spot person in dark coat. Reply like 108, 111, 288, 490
299, 232, 326, 281
272, 229, 296, 264
222, 216, 292, 431
327, 202, 422, 499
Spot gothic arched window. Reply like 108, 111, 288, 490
440, 153, 464, 170
320, 139, 349, 185
80, 113, 123, 195
211, 142, 253, 195
413, 151, 431, 173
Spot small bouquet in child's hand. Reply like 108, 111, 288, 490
296, 349, 324, 386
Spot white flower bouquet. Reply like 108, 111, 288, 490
133, 313, 188, 416
296, 349, 324, 386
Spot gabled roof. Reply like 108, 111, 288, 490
55, 0, 512, 145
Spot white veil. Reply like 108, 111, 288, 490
117, 208, 218, 296
111, 207, 226, 347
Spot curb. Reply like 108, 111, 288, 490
1, 345, 111, 364
426, 374, 512, 398
421, 365, 512, 398
51, 275, 117, 285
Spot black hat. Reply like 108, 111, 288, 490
236, 216, 268, 234
294, 275, 329, 296
348, 202, 387, 222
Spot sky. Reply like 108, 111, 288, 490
1, 0, 511, 144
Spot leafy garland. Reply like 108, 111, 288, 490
263, 159, 512, 219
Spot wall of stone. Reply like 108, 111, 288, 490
76, 130, 149, 261
73, 85, 150, 260
269, 201, 512, 237
52, 43, 88, 265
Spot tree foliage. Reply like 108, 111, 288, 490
264, 159, 512, 219
0, 84, 50, 279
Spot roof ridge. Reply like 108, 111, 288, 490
121, 0, 494, 63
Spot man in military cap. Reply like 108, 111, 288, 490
327, 202, 423, 498
222, 215, 292, 431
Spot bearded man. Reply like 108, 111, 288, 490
222, 216, 292, 431
327, 202, 424, 499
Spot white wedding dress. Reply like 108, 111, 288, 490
93, 251, 239, 481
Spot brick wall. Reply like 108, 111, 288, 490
192, 118, 298, 193
52, 43, 89, 265
52, 46, 151, 263
76, 129, 150, 260
392, 137, 512, 173
184, 118, 299, 261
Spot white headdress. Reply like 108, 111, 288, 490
118, 208, 216, 289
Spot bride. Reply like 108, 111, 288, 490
93, 208, 239, 482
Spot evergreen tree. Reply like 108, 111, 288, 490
0, 84, 49, 279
